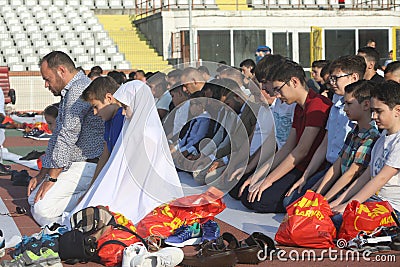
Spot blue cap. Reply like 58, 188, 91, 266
256, 45, 271, 53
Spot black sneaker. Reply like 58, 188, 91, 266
20, 150, 45, 160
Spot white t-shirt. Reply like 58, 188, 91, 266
370, 130, 400, 211
155, 90, 172, 111
249, 105, 274, 156
270, 98, 295, 150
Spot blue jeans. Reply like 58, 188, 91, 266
282, 164, 332, 208
331, 195, 400, 232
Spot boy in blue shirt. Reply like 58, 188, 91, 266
81, 76, 124, 182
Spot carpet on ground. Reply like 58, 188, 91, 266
178, 171, 284, 238
0, 197, 22, 248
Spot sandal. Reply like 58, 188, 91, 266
222, 232, 277, 264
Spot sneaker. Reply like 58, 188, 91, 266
165, 223, 201, 247
1, 247, 62, 267
11, 234, 58, 259
41, 223, 68, 237
141, 247, 184, 267
122, 242, 147, 267
201, 220, 220, 242
0, 230, 5, 258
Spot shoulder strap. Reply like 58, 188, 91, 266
113, 224, 148, 249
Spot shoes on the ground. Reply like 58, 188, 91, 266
19, 150, 45, 161
17, 112, 37, 118
222, 232, 276, 264
128, 242, 184, 267
140, 247, 184, 267
0, 164, 12, 176
201, 220, 220, 242
23, 128, 41, 138
1, 247, 62, 267
10, 170, 31, 187
165, 223, 201, 247
180, 236, 237, 267
0, 230, 5, 258
122, 242, 147, 267
11, 234, 59, 259
41, 223, 68, 237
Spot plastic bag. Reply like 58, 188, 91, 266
338, 200, 397, 241
275, 190, 336, 248
136, 187, 226, 238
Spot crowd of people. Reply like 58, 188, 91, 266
24, 47, 400, 234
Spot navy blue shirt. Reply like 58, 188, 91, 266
104, 107, 124, 152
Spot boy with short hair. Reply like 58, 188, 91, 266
285, 55, 366, 203
239, 59, 332, 213
285, 80, 379, 207
81, 76, 124, 182
331, 80, 400, 219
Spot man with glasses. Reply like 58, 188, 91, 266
238, 59, 332, 213
284, 55, 366, 207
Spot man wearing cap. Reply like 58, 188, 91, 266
256, 45, 272, 63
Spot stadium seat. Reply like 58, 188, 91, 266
16, 40, 30, 48
3, 47, 18, 56
25, 0, 37, 6
0, 40, 13, 47
21, 47, 35, 56
10, 0, 24, 6
6, 56, 20, 65
58, 24, 72, 32
30, 32, 44, 41
94, 55, 107, 63
91, 24, 104, 32
10, 65, 24, 71
122, 0, 135, 8
38, 0, 52, 6
13, 32, 27, 40
25, 56, 39, 65
0, 33, 10, 41
96, 0, 109, 9
69, 0, 80, 6
117, 61, 131, 69
109, 0, 122, 8
33, 39, 47, 48
112, 53, 124, 62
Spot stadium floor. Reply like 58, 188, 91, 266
0, 130, 399, 266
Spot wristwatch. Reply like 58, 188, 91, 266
46, 174, 58, 182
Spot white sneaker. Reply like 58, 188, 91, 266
122, 242, 147, 267
0, 230, 5, 258
142, 247, 184, 267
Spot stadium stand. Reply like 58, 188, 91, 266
0, 3, 131, 71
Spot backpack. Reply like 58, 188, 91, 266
70, 206, 117, 236
58, 206, 117, 264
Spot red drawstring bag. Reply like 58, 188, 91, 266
338, 200, 397, 241
275, 190, 336, 248
96, 225, 147, 267
136, 187, 226, 238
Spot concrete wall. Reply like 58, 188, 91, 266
157, 9, 400, 60
134, 12, 164, 56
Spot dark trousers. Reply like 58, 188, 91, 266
240, 168, 303, 213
